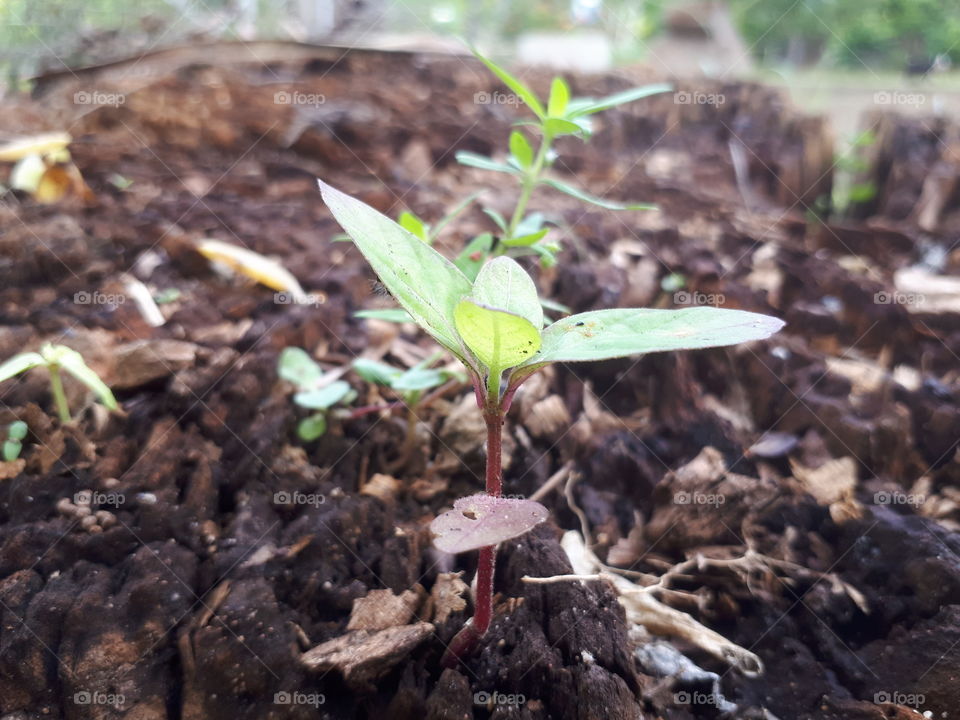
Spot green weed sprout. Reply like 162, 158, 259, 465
3, 421, 27, 461
318, 179, 784, 666
277, 347, 356, 441
0, 343, 117, 424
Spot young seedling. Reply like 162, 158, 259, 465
318, 180, 784, 666
0, 343, 117, 424
2, 421, 27, 462
277, 347, 356, 441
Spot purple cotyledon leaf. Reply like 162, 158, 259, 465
431, 494, 549, 554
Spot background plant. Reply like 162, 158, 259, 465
277, 347, 355, 441
3, 421, 28, 462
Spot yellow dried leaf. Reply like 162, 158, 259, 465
196, 239, 307, 301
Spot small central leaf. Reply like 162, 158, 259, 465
470, 256, 543, 329
454, 300, 541, 372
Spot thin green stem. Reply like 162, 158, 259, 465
48, 365, 71, 424
505, 131, 553, 241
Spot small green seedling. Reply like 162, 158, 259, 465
278, 347, 356, 441
318, 180, 784, 666
0, 343, 117, 424
3, 420, 27, 461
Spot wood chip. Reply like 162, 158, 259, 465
429, 572, 468, 625
347, 588, 422, 632
790, 457, 858, 506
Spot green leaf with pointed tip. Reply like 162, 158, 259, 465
0, 352, 44, 384
46, 346, 117, 410
509, 131, 533, 169
353, 358, 404, 387
541, 177, 655, 211
454, 300, 541, 372
394, 366, 448, 393
547, 77, 570, 117
455, 151, 519, 175
278, 347, 324, 388
471, 256, 543, 329
567, 83, 673, 117
320, 181, 473, 361
473, 49, 546, 119
544, 118, 584, 137
294, 380, 352, 410
355, 308, 414, 324
503, 228, 548, 247
398, 211, 429, 242
482, 208, 508, 233
519, 307, 785, 366
298, 413, 327, 441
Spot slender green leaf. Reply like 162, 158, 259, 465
521, 307, 785, 366
567, 83, 673, 117
454, 233, 495, 281
298, 414, 327, 441
544, 118, 584, 137
482, 208, 508, 233
278, 347, 324, 388
394, 366, 448, 392
353, 358, 404, 386
454, 300, 541, 372
398, 211, 429, 241
541, 177, 655, 211
455, 151, 520, 175
49, 346, 117, 410
0, 352, 44, 384
354, 308, 414, 324
320, 181, 473, 360
503, 228, 548, 247
431, 191, 483, 240
294, 380, 352, 410
547, 77, 570, 117
470, 256, 543, 328
473, 49, 546, 119
509, 131, 533, 169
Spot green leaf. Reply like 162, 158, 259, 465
503, 228, 548, 247
46, 346, 117, 410
7, 421, 28, 441
278, 347, 324, 388
294, 381, 352, 410
393, 366, 448, 393
3, 439, 21, 462
509, 131, 534, 169
0, 352, 44, 383
514, 212, 545, 236
353, 358, 404, 387
473, 49, 546, 119
455, 151, 519, 175
544, 118, 584, 137
471, 256, 543, 329
320, 181, 474, 361
354, 308, 414, 324
541, 177, 655, 211
482, 208, 508, 233
454, 300, 541, 372
454, 233, 495, 281
298, 414, 327, 441
398, 211, 429, 242
547, 77, 570, 117
520, 307, 785, 366
567, 83, 673, 117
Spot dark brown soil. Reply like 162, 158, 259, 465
0, 44, 957, 720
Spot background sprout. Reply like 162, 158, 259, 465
277, 347, 356, 441
318, 180, 784, 666
0, 343, 117, 424
3, 421, 28, 462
